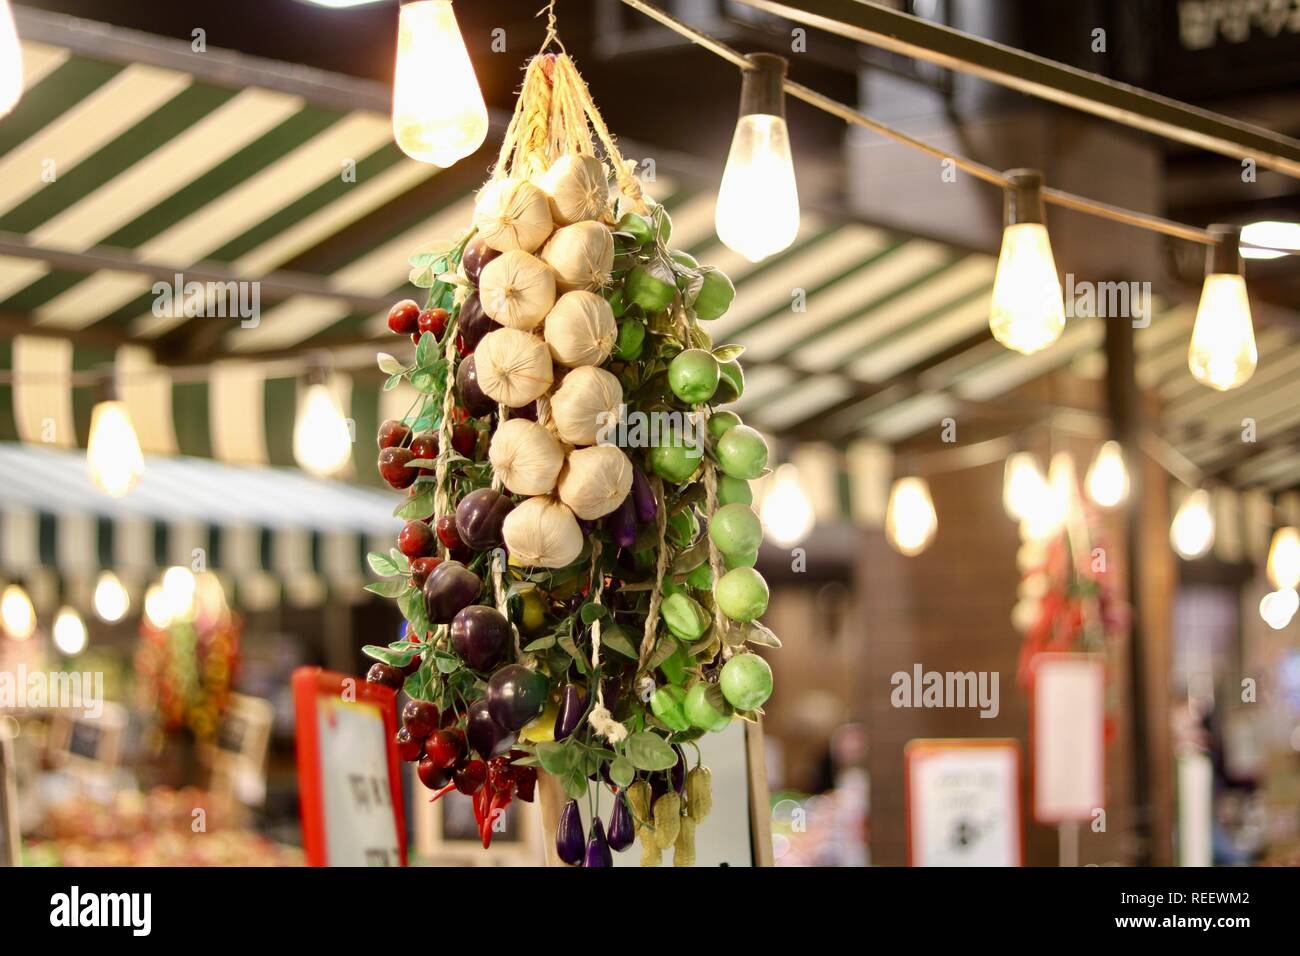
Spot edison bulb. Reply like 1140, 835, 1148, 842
392, 0, 489, 167
988, 223, 1065, 354
1047, 452, 1077, 525
1188, 273, 1256, 391
886, 477, 937, 556
1086, 441, 1128, 508
52, 606, 88, 656
1260, 588, 1298, 630
144, 584, 173, 629
162, 566, 196, 620
294, 383, 353, 477
760, 464, 815, 547
0, 0, 21, 118
93, 571, 130, 623
1267, 527, 1300, 590
1002, 452, 1048, 521
1171, 489, 1214, 559
715, 114, 800, 262
87, 400, 145, 498
1, 584, 35, 640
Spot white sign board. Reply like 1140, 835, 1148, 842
1032, 654, 1105, 823
906, 739, 1022, 867
316, 698, 402, 866
1176, 750, 1213, 867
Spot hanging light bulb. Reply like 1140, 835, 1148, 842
52, 606, 88, 656
294, 377, 353, 478
1267, 527, 1300, 590
392, 0, 488, 167
92, 570, 130, 623
144, 584, 174, 630
162, 566, 197, 621
87, 397, 145, 498
886, 476, 937, 556
1171, 488, 1215, 559
760, 463, 815, 548
1046, 452, 1077, 528
1259, 588, 1299, 631
0, 584, 35, 640
714, 53, 800, 263
1086, 440, 1128, 508
1002, 451, 1049, 521
1188, 224, 1257, 391
988, 169, 1066, 355
0, 0, 21, 118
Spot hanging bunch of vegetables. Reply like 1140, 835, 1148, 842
135, 612, 242, 741
363, 50, 779, 866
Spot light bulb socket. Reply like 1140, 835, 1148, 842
1206, 223, 1243, 276
1002, 168, 1046, 227
738, 53, 787, 119
95, 366, 120, 404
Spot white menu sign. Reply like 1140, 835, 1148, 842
906, 739, 1021, 867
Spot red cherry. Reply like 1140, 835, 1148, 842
417, 755, 452, 790
377, 419, 410, 450
418, 307, 450, 339
426, 729, 465, 769
378, 447, 416, 489
401, 654, 422, 676
435, 515, 464, 550
366, 662, 404, 689
488, 755, 515, 793
387, 299, 420, 335
410, 556, 441, 588
402, 699, 440, 739
398, 520, 436, 558
454, 759, 488, 795
452, 423, 477, 459
395, 728, 423, 762
409, 432, 438, 476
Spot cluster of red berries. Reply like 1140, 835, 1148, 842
385, 299, 449, 344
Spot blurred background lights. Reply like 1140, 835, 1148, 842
52, 606, 88, 656
93, 570, 130, 623
760, 464, 815, 548
1, 584, 35, 640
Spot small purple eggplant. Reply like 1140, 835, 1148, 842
605, 494, 637, 549
555, 684, 587, 741
556, 799, 584, 865
583, 817, 613, 867
607, 794, 635, 852
630, 466, 657, 523
670, 745, 686, 794
577, 517, 598, 535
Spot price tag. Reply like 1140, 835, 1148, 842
1031, 654, 1105, 824
293, 668, 406, 867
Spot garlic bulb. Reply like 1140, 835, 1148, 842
474, 328, 554, 408
502, 496, 584, 568
489, 418, 565, 496
541, 221, 614, 292
539, 155, 610, 225
472, 178, 554, 253
543, 291, 617, 368
558, 445, 634, 520
479, 250, 556, 331
549, 365, 623, 446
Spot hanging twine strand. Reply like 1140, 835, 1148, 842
585, 539, 628, 743
635, 476, 670, 671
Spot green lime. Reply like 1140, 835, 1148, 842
720, 653, 773, 711
714, 360, 744, 404
715, 567, 769, 622
708, 410, 741, 440
655, 209, 673, 243
669, 349, 720, 404
717, 475, 752, 506
709, 503, 763, 556
685, 682, 733, 733
615, 319, 645, 360
605, 286, 627, 318
671, 250, 699, 270
650, 432, 703, 483
626, 262, 677, 313
715, 425, 769, 480
686, 561, 713, 590
650, 685, 691, 732
615, 212, 654, 246
659, 642, 692, 685
694, 267, 735, 320
660, 592, 710, 642
724, 549, 758, 570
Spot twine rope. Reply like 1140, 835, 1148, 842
635, 476, 670, 671
585, 539, 628, 743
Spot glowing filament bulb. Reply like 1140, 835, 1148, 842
1086, 441, 1128, 508
1, 584, 35, 640
87, 399, 145, 498
93, 571, 130, 623
886, 476, 937, 556
294, 383, 353, 477
1267, 527, 1300, 590
1170, 489, 1214, 559
760, 464, 814, 547
1189, 225, 1256, 391
988, 170, 1065, 355
52, 606, 87, 656
1002, 452, 1048, 521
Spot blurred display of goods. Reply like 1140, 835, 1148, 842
27, 786, 299, 867
770, 788, 869, 867
135, 598, 243, 740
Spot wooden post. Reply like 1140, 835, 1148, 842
536, 770, 566, 867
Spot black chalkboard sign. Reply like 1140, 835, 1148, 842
67, 721, 102, 761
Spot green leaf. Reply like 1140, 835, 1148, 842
394, 488, 436, 520
579, 602, 607, 625
406, 458, 438, 469
398, 587, 430, 638
433, 650, 461, 674
510, 754, 541, 768
364, 579, 409, 598
523, 634, 556, 652
384, 372, 403, 392
644, 636, 677, 673
377, 352, 405, 375
744, 622, 783, 648
535, 741, 576, 775
609, 756, 635, 789
362, 643, 420, 667
624, 731, 677, 771
403, 664, 436, 701
562, 766, 589, 801
367, 551, 400, 576
711, 343, 745, 362
415, 331, 437, 368
600, 624, 638, 660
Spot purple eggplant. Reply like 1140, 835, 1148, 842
670, 745, 686, 794
605, 494, 637, 549
555, 684, 587, 741
630, 465, 657, 523
556, 799, 584, 865
577, 517, 597, 535
650, 772, 669, 802
583, 817, 613, 868
608, 794, 635, 851
467, 699, 513, 759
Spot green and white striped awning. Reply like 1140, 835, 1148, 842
3, 7, 1299, 514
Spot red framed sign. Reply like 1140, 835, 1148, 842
904, 738, 1022, 867
1029, 653, 1106, 824
294, 667, 407, 867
